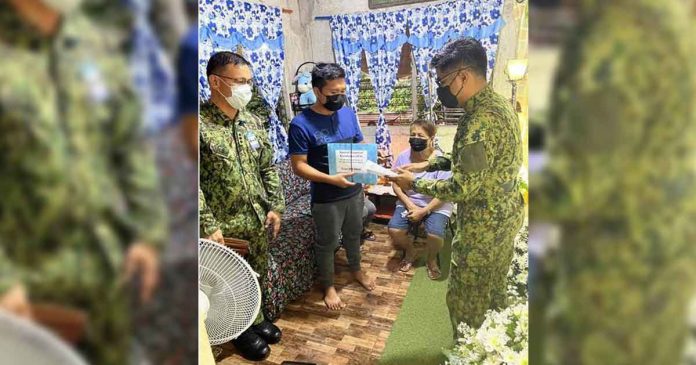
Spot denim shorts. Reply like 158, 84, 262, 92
388, 205, 449, 238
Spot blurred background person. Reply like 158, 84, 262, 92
530, 0, 696, 364
0, 0, 167, 364
84, 0, 199, 363
121, 0, 199, 363
0, 0, 199, 364
177, 0, 199, 161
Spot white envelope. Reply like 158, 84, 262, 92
361, 160, 398, 177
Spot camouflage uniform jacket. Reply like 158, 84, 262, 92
414, 85, 523, 213
530, 1, 696, 364
0, 9, 166, 293
199, 103, 285, 237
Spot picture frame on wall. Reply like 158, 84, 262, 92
368, 0, 438, 10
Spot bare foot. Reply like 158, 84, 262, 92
323, 286, 346, 310
426, 259, 441, 280
351, 270, 375, 291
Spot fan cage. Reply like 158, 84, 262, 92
0, 310, 88, 365
199, 239, 261, 345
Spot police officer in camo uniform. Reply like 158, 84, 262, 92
198, 51, 285, 362
533, 1, 696, 363
0, 1, 167, 364
391, 37, 525, 333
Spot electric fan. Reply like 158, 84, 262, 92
0, 309, 88, 365
199, 238, 261, 346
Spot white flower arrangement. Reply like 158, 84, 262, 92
445, 226, 529, 365
507, 226, 528, 301
684, 294, 696, 364
445, 302, 528, 365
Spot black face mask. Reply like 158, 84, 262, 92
437, 85, 461, 108
409, 137, 429, 152
436, 69, 467, 108
323, 94, 346, 112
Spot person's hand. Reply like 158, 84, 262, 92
207, 229, 225, 244
123, 243, 160, 304
0, 284, 31, 319
388, 168, 415, 192
407, 207, 429, 223
401, 161, 429, 173
404, 202, 419, 212
265, 211, 281, 239
330, 172, 356, 188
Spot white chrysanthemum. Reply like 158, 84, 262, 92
501, 348, 519, 363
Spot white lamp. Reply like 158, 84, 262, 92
505, 59, 528, 107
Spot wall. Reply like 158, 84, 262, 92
490, 0, 524, 99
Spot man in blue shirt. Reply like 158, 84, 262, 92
288, 63, 375, 310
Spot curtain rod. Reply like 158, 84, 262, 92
314, 16, 331, 20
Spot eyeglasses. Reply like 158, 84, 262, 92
435, 67, 470, 87
214, 74, 254, 86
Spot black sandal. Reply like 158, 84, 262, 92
361, 230, 376, 241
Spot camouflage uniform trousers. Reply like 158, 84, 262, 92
446, 193, 525, 333
26, 232, 130, 365
218, 207, 269, 325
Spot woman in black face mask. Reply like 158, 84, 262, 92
387, 121, 454, 280
408, 123, 434, 158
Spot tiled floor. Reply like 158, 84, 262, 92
217, 223, 415, 365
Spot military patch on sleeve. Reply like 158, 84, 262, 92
246, 131, 261, 151
459, 141, 489, 173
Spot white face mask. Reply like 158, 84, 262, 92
42, 0, 83, 14
219, 80, 253, 110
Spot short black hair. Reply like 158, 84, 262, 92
311, 63, 346, 90
430, 37, 488, 79
206, 51, 251, 77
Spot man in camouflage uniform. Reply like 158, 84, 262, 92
532, 1, 696, 364
199, 51, 285, 362
391, 38, 525, 333
0, 1, 167, 364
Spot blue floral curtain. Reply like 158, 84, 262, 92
364, 11, 410, 154
128, 0, 176, 134
408, 0, 504, 108
330, 0, 505, 126
329, 11, 409, 154
407, 4, 439, 110
199, 0, 288, 162
329, 18, 363, 117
